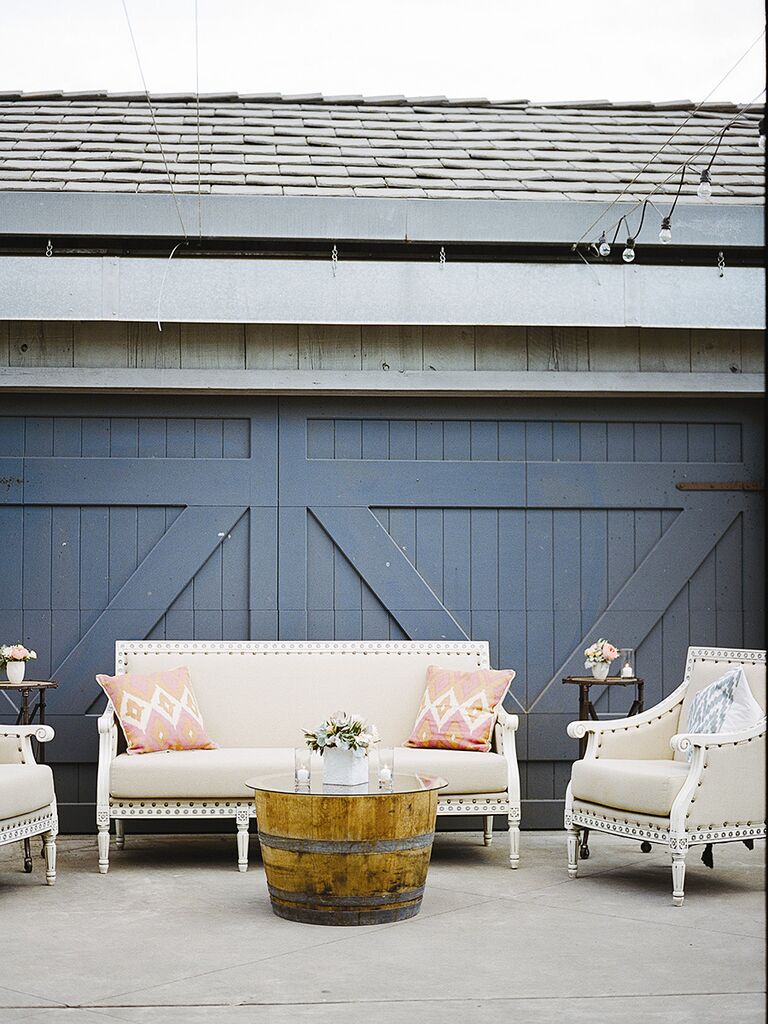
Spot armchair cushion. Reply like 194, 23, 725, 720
0, 764, 54, 820
681, 668, 762, 759
571, 758, 690, 817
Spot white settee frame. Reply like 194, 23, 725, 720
97, 640, 521, 873
564, 646, 766, 905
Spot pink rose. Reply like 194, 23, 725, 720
9, 644, 29, 660
602, 643, 618, 661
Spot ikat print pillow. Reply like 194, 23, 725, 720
405, 665, 515, 752
96, 665, 218, 755
683, 667, 763, 759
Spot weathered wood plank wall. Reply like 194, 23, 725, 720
0, 322, 763, 374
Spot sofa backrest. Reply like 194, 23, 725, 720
674, 647, 766, 760
115, 640, 491, 747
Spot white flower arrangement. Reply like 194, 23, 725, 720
303, 711, 379, 758
584, 639, 619, 669
0, 644, 37, 666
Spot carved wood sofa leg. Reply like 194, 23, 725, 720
483, 815, 493, 847
509, 821, 520, 868
236, 815, 249, 873
567, 825, 579, 878
671, 852, 686, 907
97, 822, 110, 874
43, 829, 57, 885
115, 819, 125, 850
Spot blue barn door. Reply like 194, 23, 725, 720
0, 394, 763, 825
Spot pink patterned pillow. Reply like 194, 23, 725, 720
405, 665, 515, 752
96, 666, 218, 755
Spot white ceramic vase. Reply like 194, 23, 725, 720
591, 662, 610, 680
6, 661, 25, 684
322, 746, 369, 786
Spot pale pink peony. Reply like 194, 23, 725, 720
7, 644, 34, 661
602, 643, 618, 661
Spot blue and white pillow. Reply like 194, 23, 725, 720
684, 667, 763, 758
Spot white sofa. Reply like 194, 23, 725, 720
0, 725, 58, 884
97, 640, 521, 873
565, 646, 765, 905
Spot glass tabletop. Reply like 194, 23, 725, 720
245, 772, 447, 796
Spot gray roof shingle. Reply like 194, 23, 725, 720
0, 92, 762, 201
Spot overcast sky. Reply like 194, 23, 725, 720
0, 1, 765, 103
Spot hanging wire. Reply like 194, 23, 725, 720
573, 27, 766, 246
588, 90, 765, 253
194, 0, 202, 241
156, 242, 183, 331
121, 0, 188, 241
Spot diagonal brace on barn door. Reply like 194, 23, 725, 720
310, 507, 469, 642
528, 507, 740, 713
50, 505, 247, 714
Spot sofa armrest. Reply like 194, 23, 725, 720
0, 725, 54, 765
670, 720, 766, 832
493, 707, 521, 806
96, 704, 117, 812
567, 697, 684, 760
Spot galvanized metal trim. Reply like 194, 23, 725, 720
266, 884, 425, 907
0, 193, 762, 247
0, 256, 763, 328
257, 830, 435, 854
3, 367, 761, 397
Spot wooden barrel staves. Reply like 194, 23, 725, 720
254, 788, 440, 925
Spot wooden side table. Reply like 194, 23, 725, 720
0, 679, 58, 872
563, 674, 644, 859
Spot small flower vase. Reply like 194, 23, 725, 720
591, 662, 610, 681
6, 661, 25, 684
322, 747, 369, 786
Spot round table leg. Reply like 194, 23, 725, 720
23, 838, 33, 873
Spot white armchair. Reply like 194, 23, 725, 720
0, 725, 58, 884
564, 647, 765, 905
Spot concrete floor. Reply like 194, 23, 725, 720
0, 830, 764, 1024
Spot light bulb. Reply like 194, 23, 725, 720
597, 231, 611, 257
659, 217, 672, 244
759, 118, 765, 151
697, 169, 712, 200
622, 238, 635, 263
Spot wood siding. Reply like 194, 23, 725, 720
0, 395, 763, 831
0, 322, 763, 375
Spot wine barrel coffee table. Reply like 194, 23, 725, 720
246, 772, 447, 926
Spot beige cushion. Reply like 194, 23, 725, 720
571, 799, 670, 833
0, 764, 55, 820
119, 647, 488, 748
393, 747, 507, 794
110, 746, 508, 799
571, 758, 690, 817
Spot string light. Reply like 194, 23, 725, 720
659, 217, 672, 244
697, 168, 712, 200
597, 231, 611, 257
622, 238, 636, 263
759, 117, 765, 151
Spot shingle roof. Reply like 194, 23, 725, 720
0, 92, 763, 201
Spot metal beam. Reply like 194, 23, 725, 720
0, 193, 762, 247
0, 257, 763, 328
1, 367, 763, 396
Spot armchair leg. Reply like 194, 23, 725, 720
236, 814, 249, 873
509, 821, 520, 869
97, 824, 110, 874
115, 819, 125, 850
43, 830, 57, 885
483, 815, 493, 847
567, 825, 579, 878
671, 852, 686, 907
